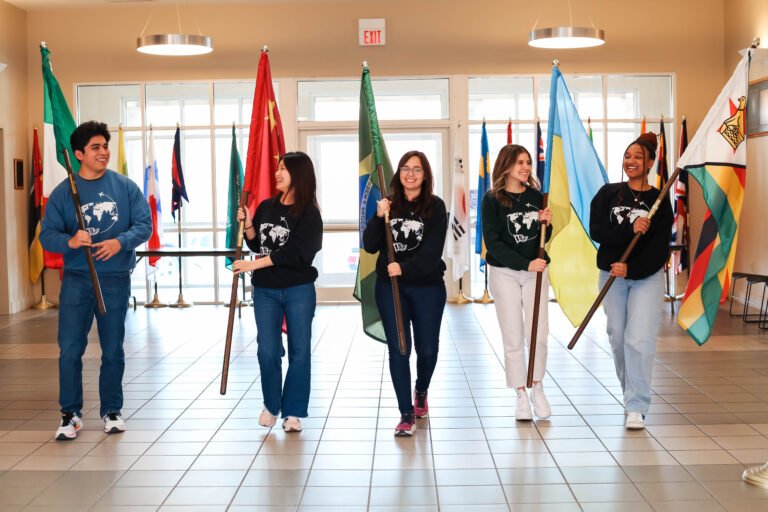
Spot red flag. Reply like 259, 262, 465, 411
29, 127, 45, 282
244, 50, 285, 213
506, 120, 512, 145
145, 130, 163, 266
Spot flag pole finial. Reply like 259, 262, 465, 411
682, 114, 686, 121
40, 41, 47, 49
176, 122, 180, 128
552, 59, 560, 67
362, 61, 368, 69
150, 124, 153, 131
752, 37, 760, 48
262, 45, 269, 52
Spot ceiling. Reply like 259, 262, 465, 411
7, 0, 370, 7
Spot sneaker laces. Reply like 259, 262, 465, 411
61, 412, 75, 426
105, 413, 119, 422
415, 391, 427, 408
399, 413, 415, 426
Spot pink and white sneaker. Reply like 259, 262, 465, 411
413, 389, 429, 418
394, 413, 416, 437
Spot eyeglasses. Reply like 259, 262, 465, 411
399, 166, 424, 175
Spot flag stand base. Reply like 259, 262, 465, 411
448, 292, 472, 304
474, 289, 494, 304
169, 293, 193, 308
144, 291, 168, 309
32, 295, 57, 310
743, 463, 768, 488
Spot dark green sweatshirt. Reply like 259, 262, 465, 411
481, 188, 551, 271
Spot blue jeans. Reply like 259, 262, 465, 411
375, 280, 446, 415
58, 272, 131, 418
252, 282, 316, 418
600, 269, 664, 415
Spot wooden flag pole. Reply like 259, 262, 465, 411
526, 194, 549, 388
376, 164, 408, 356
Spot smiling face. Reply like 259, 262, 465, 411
74, 135, 110, 177
399, 155, 425, 198
504, 151, 532, 189
275, 159, 292, 194
623, 143, 651, 180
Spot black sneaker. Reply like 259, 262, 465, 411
414, 390, 429, 418
394, 413, 416, 437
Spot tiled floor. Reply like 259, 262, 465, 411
1, 300, 768, 511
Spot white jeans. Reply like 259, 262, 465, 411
489, 265, 549, 389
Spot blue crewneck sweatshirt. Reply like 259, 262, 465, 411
40, 170, 152, 275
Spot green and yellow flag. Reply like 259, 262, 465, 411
354, 64, 394, 342
117, 125, 129, 176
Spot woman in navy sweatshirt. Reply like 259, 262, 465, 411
234, 151, 323, 433
590, 132, 673, 430
362, 150, 448, 436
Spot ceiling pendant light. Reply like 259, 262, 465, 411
529, 0, 605, 49
136, 1, 213, 56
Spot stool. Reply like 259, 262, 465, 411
741, 275, 768, 323
728, 272, 749, 316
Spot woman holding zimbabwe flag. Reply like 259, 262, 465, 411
589, 132, 673, 430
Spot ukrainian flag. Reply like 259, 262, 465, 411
544, 65, 608, 326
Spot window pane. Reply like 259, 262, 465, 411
468, 77, 535, 121
78, 84, 142, 127
537, 75, 603, 120
314, 231, 359, 288
146, 83, 211, 126
298, 78, 449, 121
607, 76, 672, 119
308, 133, 358, 225
606, 122, 642, 182
214, 82, 254, 126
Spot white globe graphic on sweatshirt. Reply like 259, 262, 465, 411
80, 192, 118, 236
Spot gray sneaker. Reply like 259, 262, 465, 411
103, 413, 125, 434
55, 413, 83, 441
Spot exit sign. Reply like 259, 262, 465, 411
359, 18, 385, 46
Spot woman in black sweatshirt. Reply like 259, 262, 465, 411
589, 132, 673, 430
482, 144, 553, 422
234, 151, 323, 433
362, 150, 448, 436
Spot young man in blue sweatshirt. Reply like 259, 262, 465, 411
40, 121, 152, 440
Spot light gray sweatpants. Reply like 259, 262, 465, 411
488, 265, 549, 389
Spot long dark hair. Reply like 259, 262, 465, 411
491, 144, 539, 208
389, 150, 435, 219
279, 151, 319, 217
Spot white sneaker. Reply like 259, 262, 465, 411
55, 413, 83, 441
625, 411, 645, 430
103, 413, 125, 434
283, 416, 302, 432
515, 388, 533, 421
530, 381, 552, 419
259, 409, 277, 428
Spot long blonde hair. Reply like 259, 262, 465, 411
490, 144, 540, 208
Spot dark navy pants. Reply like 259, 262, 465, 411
375, 280, 446, 415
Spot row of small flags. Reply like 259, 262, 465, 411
28, 44, 282, 281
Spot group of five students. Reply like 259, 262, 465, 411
43, 120, 671, 440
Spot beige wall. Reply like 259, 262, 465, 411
724, 0, 768, 278
0, 0, 29, 314
2, 0, 756, 311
